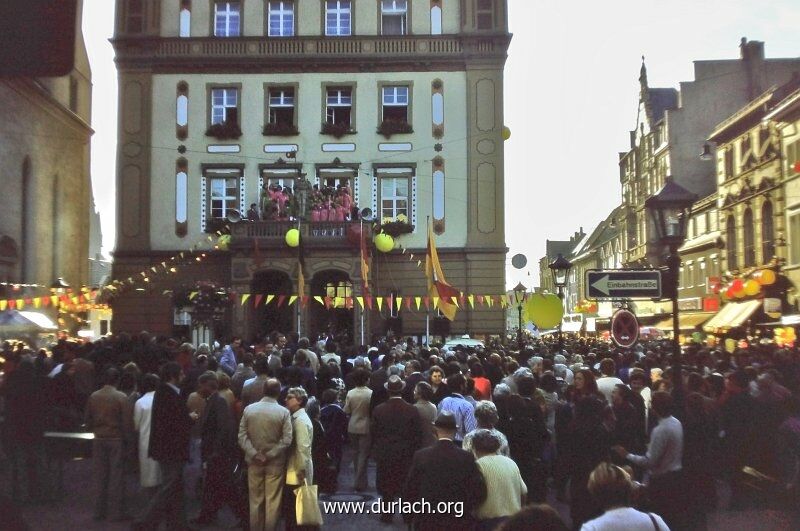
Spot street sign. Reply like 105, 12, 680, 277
611, 309, 639, 348
586, 269, 662, 299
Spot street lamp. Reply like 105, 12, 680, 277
645, 177, 697, 416
549, 253, 573, 355
50, 277, 70, 294
513, 282, 527, 351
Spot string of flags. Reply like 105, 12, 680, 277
0, 290, 104, 312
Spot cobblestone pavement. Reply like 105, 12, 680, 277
1, 443, 797, 530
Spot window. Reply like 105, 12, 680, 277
209, 178, 239, 219
179, 1, 191, 37
211, 87, 238, 125
325, 1, 351, 36
382, 86, 409, 123
698, 260, 706, 287
268, 87, 295, 125
380, 177, 409, 221
430, 3, 442, 34
261, 166, 301, 192
790, 209, 800, 265
724, 147, 734, 179
326, 87, 352, 126
726, 216, 737, 269
762, 200, 774, 263
326, 281, 352, 308
214, 1, 241, 37
126, 0, 144, 33
381, 0, 407, 35
743, 208, 755, 267
788, 139, 800, 176
268, 1, 294, 36
476, 0, 494, 30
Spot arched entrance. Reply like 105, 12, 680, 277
309, 270, 354, 346
250, 270, 293, 342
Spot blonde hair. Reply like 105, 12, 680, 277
587, 463, 633, 510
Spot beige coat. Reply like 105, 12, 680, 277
238, 397, 293, 469
344, 386, 372, 435
286, 408, 314, 485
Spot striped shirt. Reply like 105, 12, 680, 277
437, 394, 476, 442
475, 455, 528, 520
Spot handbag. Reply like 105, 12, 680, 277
295, 479, 324, 526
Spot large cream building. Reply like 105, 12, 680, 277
0, 1, 93, 303
111, 0, 510, 342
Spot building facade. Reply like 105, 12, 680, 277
111, 0, 511, 342
0, 0, 93, 301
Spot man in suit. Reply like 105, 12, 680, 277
241, 357, 271, 409
404, 411, 487, 531
136, 362, 193, 530
239, 378, 293, 531
371, 375, 423, 523
192, 371, 248, 527
402, 360, 424, 404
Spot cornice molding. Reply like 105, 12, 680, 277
112, 34, 511, 73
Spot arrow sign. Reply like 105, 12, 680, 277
586, 269, 662, 299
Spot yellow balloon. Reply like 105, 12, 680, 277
502, 126, 511, 141
757, 269, 776, 286
743, 279, 761, 296
285, 228, 300, 247
374, 233, 395, 253
525, 293, 564, 329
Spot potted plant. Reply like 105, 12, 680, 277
378, 214, 414, 237
205, 120, 242, 140
262, 122, 299, 136
377, 119, 413, 139
321, 121, 352, 139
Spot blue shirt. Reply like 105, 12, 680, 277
437, 394, 477, 441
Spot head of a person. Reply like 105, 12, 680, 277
405, 359, 421, 377
474, 400, 500, 429
540, 373, 558, 394
433, 411, 458, 440
495, 504, 569, 531
575, 369, 598, 395
140, 373, 160, 394
726, 370, 749, 393
161, 361, 183, 385
516, 374, 537, 398
429, 365, 444, 386
599, 358, 616, 377
611, 383, 630, 407
286, 386, 308, 413
217, 371, 231, 390
651, 390, 674, 419
197, 371, 219, 398
263, 378, 282, 399
321, 388, 338, 406
104, 367, 121, 387
588, 462, 634, 511
254, 356, 271, 376
351, 367, 370, 388
629, 370, 648, 393
470, 363, 485, 379
471, 429, 501, 458
414, 381, 434, 402
293, 349, 308, 367
447, 373, 467, 395
385, 374, 405, 397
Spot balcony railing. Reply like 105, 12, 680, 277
113, 34, 511, 68
229, 220, 372, 250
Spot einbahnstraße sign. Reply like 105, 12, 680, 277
586, 269, 662, 299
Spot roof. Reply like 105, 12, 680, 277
545, 240, 575, 260
647, 88, 679, 124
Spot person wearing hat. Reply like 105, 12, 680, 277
404, 411, 487, 531
370, 374, 423, 523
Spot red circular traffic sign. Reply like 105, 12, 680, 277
611, 309, 639, 348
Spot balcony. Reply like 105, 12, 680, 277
229, 220, 372, 250
112, 34, 511, 71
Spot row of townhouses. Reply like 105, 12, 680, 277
110, 0, 511, 343
538, 39, 800, 337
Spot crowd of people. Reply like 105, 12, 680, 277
1, 330, 800, 530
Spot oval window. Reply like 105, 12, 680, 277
176, 171, 188, 223
176, 95, 188, 126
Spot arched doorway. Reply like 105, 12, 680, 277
250, 270, 293, 342
309, 270, 354, 346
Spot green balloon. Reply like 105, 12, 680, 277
525, 293, 564, 329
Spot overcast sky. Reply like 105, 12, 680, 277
83, 0, 800, 289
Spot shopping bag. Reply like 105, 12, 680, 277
295, 479, 324, 526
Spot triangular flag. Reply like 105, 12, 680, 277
324, 296, 333, 308
51, 295, 59, 306
451, 296, 459, 308
33, 297, 41, 308
376, 297, 384, 311
415, 297, 422, 310
241, 294, 251, 305
468, 294, 475, 308
15, 299, 24, 309
395, 296, 403, 312
0, 300, 6, 311
404, 297, 412, 310
41, 296, 50, 307
8, 299, 16, 309
189, 291, 198, 300
277, 295, 286, 307
499, 296, 508, 308
288, 295, 298, 306
314, 295, 324, 305
151, 266, 157, 273
458, 294, 466, 308
423, 296, 430, 309
265, 294, 276, 305
356, 296, 365, 309
366, 296, 373, 310
254, 294, 263, 307
433, 296, 440, 309
486, 296, 493, 307
301, 295, 309, 307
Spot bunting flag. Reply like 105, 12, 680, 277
395, 296, 403, 312
241, 294, 251, 305
404, 297, 412, 310
265, 294, 275, 305
314, 295, 323, 306
288, 295, 298, 306
189, 291, 198, 300
468, 294, 475, 309
415, 297, 422, 310
366, 295, 373, 310
254, 294, 263, 307
426, 222, 459, 320
376, 297, 383, 311
424, 296, 430, 309
356, 296, 365, 309
0, 300, 6, 311
433, 296, 440, 309
301, 295, 309, 307
277, 295, 286, 307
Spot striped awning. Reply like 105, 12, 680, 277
703, 300, 761, 333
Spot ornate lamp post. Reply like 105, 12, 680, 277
513, 282, 527, 351
549, 253, 573, 354
645, 178, 697, 415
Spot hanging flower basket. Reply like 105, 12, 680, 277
377, 119, 413, 139
205, 121, 242, 140
321, 121, 352, 138
378, 217, 414, 237
262, 122, 299, 136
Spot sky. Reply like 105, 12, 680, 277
83, 0, 800, 288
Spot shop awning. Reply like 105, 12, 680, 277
654, 312, 715, 332
703, 300, 762, 333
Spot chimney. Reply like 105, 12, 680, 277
739, 37, 765, 62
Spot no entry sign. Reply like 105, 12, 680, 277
611, 309, 639, 348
